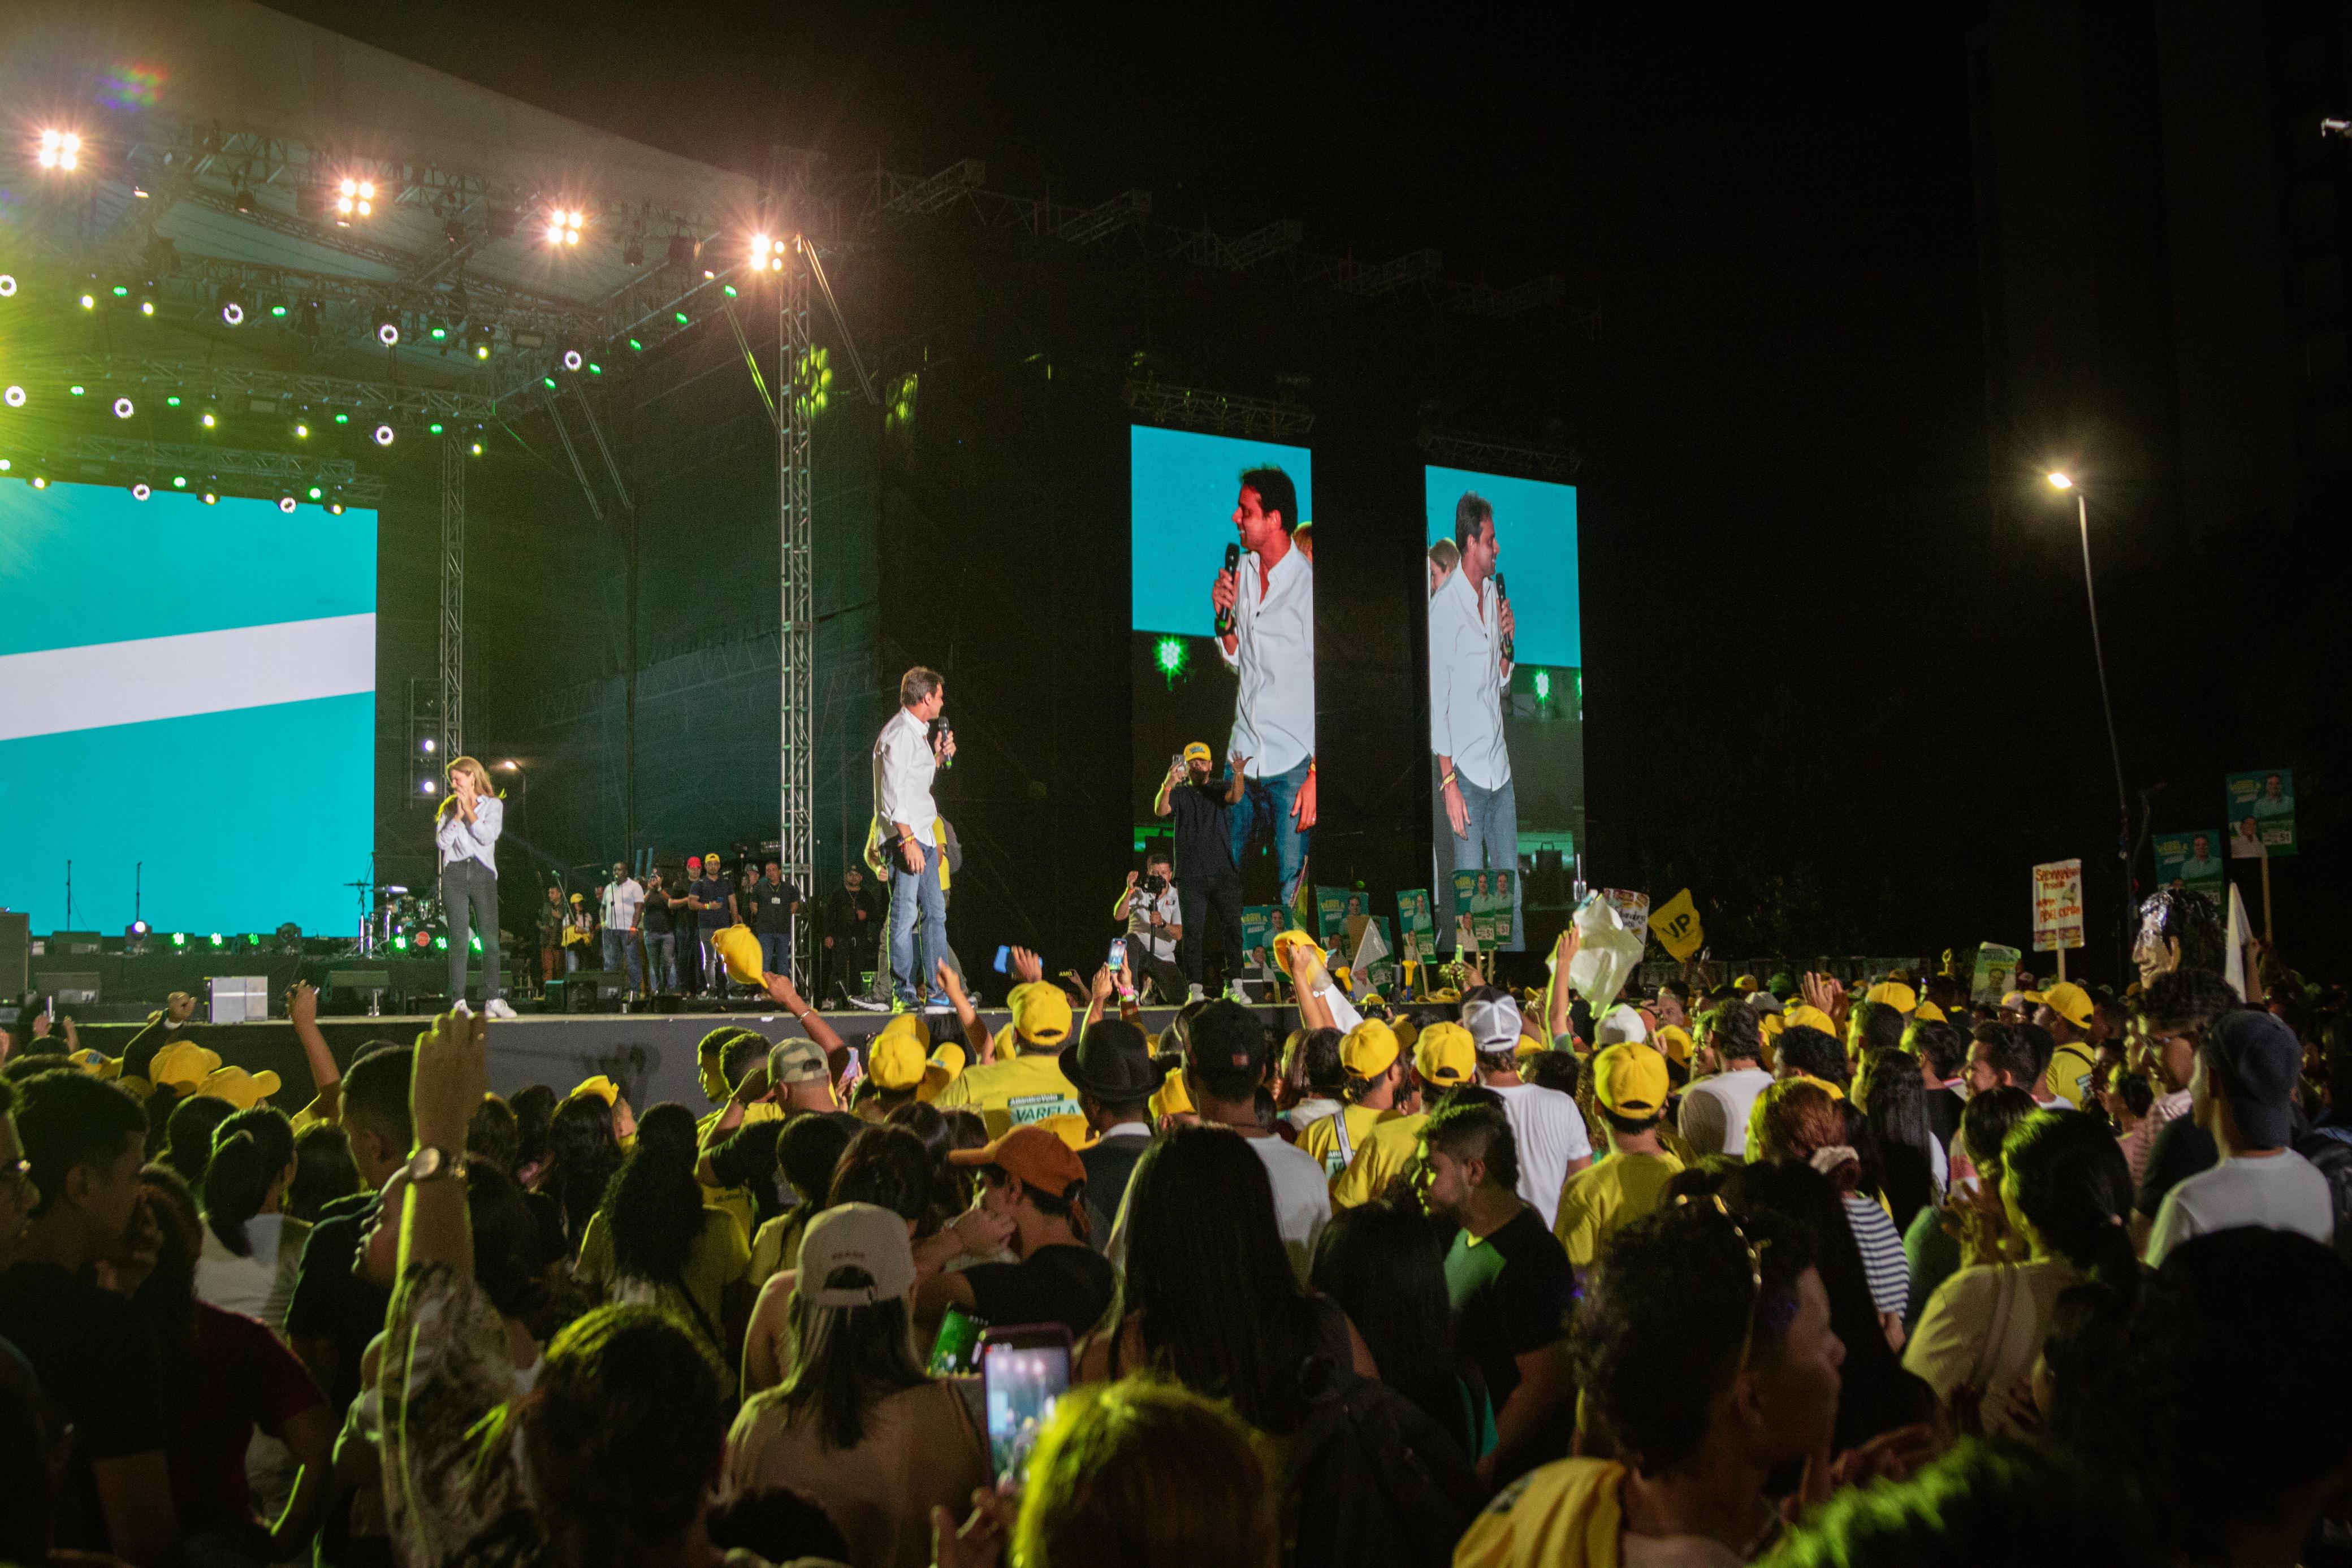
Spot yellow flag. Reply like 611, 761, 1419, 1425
1652, 889, 1704, 961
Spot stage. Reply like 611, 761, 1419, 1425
72, 1002, 1299, 1111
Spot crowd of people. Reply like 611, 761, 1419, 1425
1, 881, 2348, 1567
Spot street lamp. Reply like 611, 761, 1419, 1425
2048, 471, 2132, 968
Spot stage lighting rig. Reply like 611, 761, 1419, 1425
750, 233, 790, 273
545, 207, 585, 246
333, 176, 377, 224
36, 129, 81, 171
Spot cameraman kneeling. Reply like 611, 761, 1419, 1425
1112, 852, 1188, 1004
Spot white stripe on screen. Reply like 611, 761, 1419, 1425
0, 613, 376, 743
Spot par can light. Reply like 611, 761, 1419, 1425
278, 496, 297, 513
113, 396, 135, 418
373, 423, 395, 447
131, 482, 151, 500
0, 274, 16, 296
378, 322, 400, 346
3, 385, 24, 408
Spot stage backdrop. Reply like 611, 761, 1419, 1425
0, 480, 377, 937
1130, 426, 1313, 912
1424, 466, 1583, 951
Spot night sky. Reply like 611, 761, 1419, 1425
261, 3, 2345, 985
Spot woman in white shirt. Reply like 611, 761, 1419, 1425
195, 1106, 304, 1323
1903, 1109, 2135, 1436
436, 755, 516, 1017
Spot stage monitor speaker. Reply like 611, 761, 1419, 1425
557, 972, 625, 1013
50, 930, 104, 956
0, 912, 26, 998
209, 976, 270, 1024
46, 972, 101, 1005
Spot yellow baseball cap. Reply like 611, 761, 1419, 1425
1340, 1020, 1401, 1079
2038, 981, 2094, 1030
199, 1064, 282, 1111
1863, 981, 1918, 1012
1271, 929, 1326, 968
66, 1048, 121, 1080
1182, 742, 1213, 764
1914, 999, 1947, 1024
714, 924, 764, 985
1008, 982, 1073, 1048
1149, 1063, 1195, 1120
918, 1041, 967, 1103
1413, 1021, 1476, 1086
869, 1032, 927, 1092
1593, 1043, 1669, 1118
1653, 1024, 1694, 1065
877, 1012, 932, 1049
1783, 1004, 1838, 1037
569, 1075, 620, 1106
149, 1041, 224, 1095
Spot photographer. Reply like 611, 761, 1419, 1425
1112, 851, 1187, 1004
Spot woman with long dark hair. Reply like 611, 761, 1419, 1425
434, 754, 514, 1016
131, 1166, 333, 1562
1079, 1124, 1373, 1434
725, 1203, 987, 1568
1855, 1049, 1942, 1232
575, 1102, 749, 1355
1904, 1108, 2136, 1435
1754, 1079, 1910, 1331
533, 1089, 625, 1261
196, 1106, 302, 1322
285, 1124, 358, 1224
1309, 1199, 1490, 1463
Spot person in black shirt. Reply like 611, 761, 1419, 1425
820, 866, 881, 1006
751, 860, 802, 982
287, 1045, 412, 1415
1418, 1099, 1573, 1487
1153, 742, 1248, 1002
1059, 1020, 1160, 1245
0, 1069, 178, 1564
689, 854, 738, 998
641, 868, 680, 994
914, 1127, 1114, 1339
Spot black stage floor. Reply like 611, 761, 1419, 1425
75, 1002, 1299, 1110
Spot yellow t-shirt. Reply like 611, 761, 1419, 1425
1454, 1457, 1629, 1568
931, 1052, 1088, 1147
1300, 1103, 1401, 1182
1330, 1112, 1429, 1207
575, 1203, 751, 1346
1553, 1150, 1684, 1267
2047, 1042, 2098, 1108
695, 1101, 785, 1241
748, 1206, 812, 1289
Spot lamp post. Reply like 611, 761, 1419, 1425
2046, 472, 2132, 976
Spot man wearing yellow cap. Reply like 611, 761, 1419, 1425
1300, 1020, 1410, 1179
1554, 1045, 1684, 1271
932, 952, 1086, 1145
1331, 1021, 1477, 1207
2033, 981, 2100, 1109
1154, 742, 1250, 1003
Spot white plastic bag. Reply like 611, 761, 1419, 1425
1563, 892, 1646, 1012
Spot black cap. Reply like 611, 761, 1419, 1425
1185, 1000, 1270, 1096
2202, 1009, 2302, 1149
1057, 1020, 1157, 1101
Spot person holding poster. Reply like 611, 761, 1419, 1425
1430, 492, 1523, 949
1210, 467, 1315, 906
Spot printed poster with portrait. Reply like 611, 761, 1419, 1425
1396, 889, 1436, 961
2224, 769, 2296, 858
1240, 905, 1279, 976
2153, 828, 2227, 906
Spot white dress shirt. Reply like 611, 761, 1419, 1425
1428, 568, 1510, 791
873, 707, 940, 843
600, 878, 643, 932
1218, 543, 1314, 777
1126, 885, 1182, 962
435, 795, 503, 874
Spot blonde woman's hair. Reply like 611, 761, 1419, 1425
440, 755, 501, 818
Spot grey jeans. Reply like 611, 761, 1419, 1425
1451, 773, 1524, 951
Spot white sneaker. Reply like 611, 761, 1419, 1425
1186, 984, 1205, 1004
1222, 982, 1251, 1004
845, 993, 890, 1012
485, 998, 518, 1019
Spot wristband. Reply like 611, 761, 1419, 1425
1441, 772, 1457, 788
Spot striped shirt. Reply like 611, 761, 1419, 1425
1844, 1193, 1910, 1318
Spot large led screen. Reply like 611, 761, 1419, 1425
0, 480, 378, 936
1424, 466, 1582, 951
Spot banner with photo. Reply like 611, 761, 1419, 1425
2224, 769, 2296, 858
1970, 942, 2021, 1005
1396, 889, 1436, 961
2153, 828, 2227, 906
1240, 904, 1280, 979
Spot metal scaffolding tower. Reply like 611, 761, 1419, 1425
778, 245, 815, 980
439, 432, 465, 759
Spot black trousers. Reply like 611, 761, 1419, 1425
439, 858, 503, 1004
1177, 866, 1244, 987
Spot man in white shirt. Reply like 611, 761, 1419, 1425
599, 862, 645, 998
1462, 987, 1591, 1230
1680, 1003, 1774, 1158
1209, 466, 1313, 907
1110, 851, 1186, 1003
2148, 1010, 2334, 1264
1430, 492, 1522, 948
866, 666, 956, 1012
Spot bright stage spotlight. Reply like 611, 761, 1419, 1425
112, 396, 135, 418
278, 496, 296, 512
545, 207, 584, 246
200, 410, 217, 428
3, 386, 24, 408
562, 349, 583, 371
131, 482, 150, 500
0, 274, 16, 296
220, 297, 245, 326
327, 501, 345, 514
377, 320, 400, 347
334, 176, 376, 223
751, 233, 788, 272
30, 477, 47, 489
373, 423, 395, 446
37, 129, 81, 171
201, 490, 217, 504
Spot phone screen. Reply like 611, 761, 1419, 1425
993, 945, 1011, 974
982, 1331, 1071, 1485
929, 1305, 987, 1376
1109, 938, 1127, 970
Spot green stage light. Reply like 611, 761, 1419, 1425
1155, 636, 1187, 685
542, 376, 555, 388
69, 385, 84, 396
207, 933, 223, 948
674, 310, 688, 324
165, 396, 180, 406
171, 475, 185, 487
470, 935, 482, 953
587, 362, 602, 375
270, 303, 287, 318
722, 284, 737, 298
334, 413, 349, 424
308, 486, 322, 499
434, 935, 448, 951
111, 284, 128, 297
429, 422, 443, 434
1534, 670, 1551, 703
171, 932, 187, 947
628, 337, 643, 351
430, 326, 447, 340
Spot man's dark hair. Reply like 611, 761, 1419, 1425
1775, 1025, 1845, 1086
775, 1112, 855, 1203
1188, 1002, 1267, 1102
341, 1046, 415, 1147
1238, 466, 1299, 534
1453, 491, 1494, 556
707, 1487, 854, 1566
721, 1033, 766, 1089
898, 666, 942, 708
2136, 968, 2239, 1034
1706, 1005, 1762, 1064
1144, 849, 1172, 870
1852, 1000, 1905, 1058
1521, 1051, 1580, 1098
1421, 1101, 1519, 1195
2012, 1022, 2056, 1085
467, 1094, 521, 1175
1971, 1023, 2039, 1090
1769, 1440, 2154, 1568
1906, 1020, 1969, 1080
1960, 1085, 2037, 1172
16, 1071, 148, 1219
1575, 1202, 1811, 1475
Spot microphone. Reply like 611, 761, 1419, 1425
1215, 542, 1240, 636
1495, 571, 1514, 662
931, 713, 954, 769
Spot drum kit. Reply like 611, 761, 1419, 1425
349, 880, 443, 955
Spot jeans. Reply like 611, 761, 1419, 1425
1178, 866, 1246, 987
759, 930, 792, 981
439, 857, 503, 1005
887, 842, 948, 1006
602, 928, 645, 991
645, 931, 677, 992
701, 928, 732, 994
1230, 757, 1311, 909
1451, 773, 1524, 952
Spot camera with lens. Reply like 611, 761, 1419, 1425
1140, 873, 1169, 895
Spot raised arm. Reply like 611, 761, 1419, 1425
287, 981, 343, 1127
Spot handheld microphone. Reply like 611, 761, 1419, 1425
931, 714, 954, 769
1495, 571, 1514, 662
1215, 542, 1240, 636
